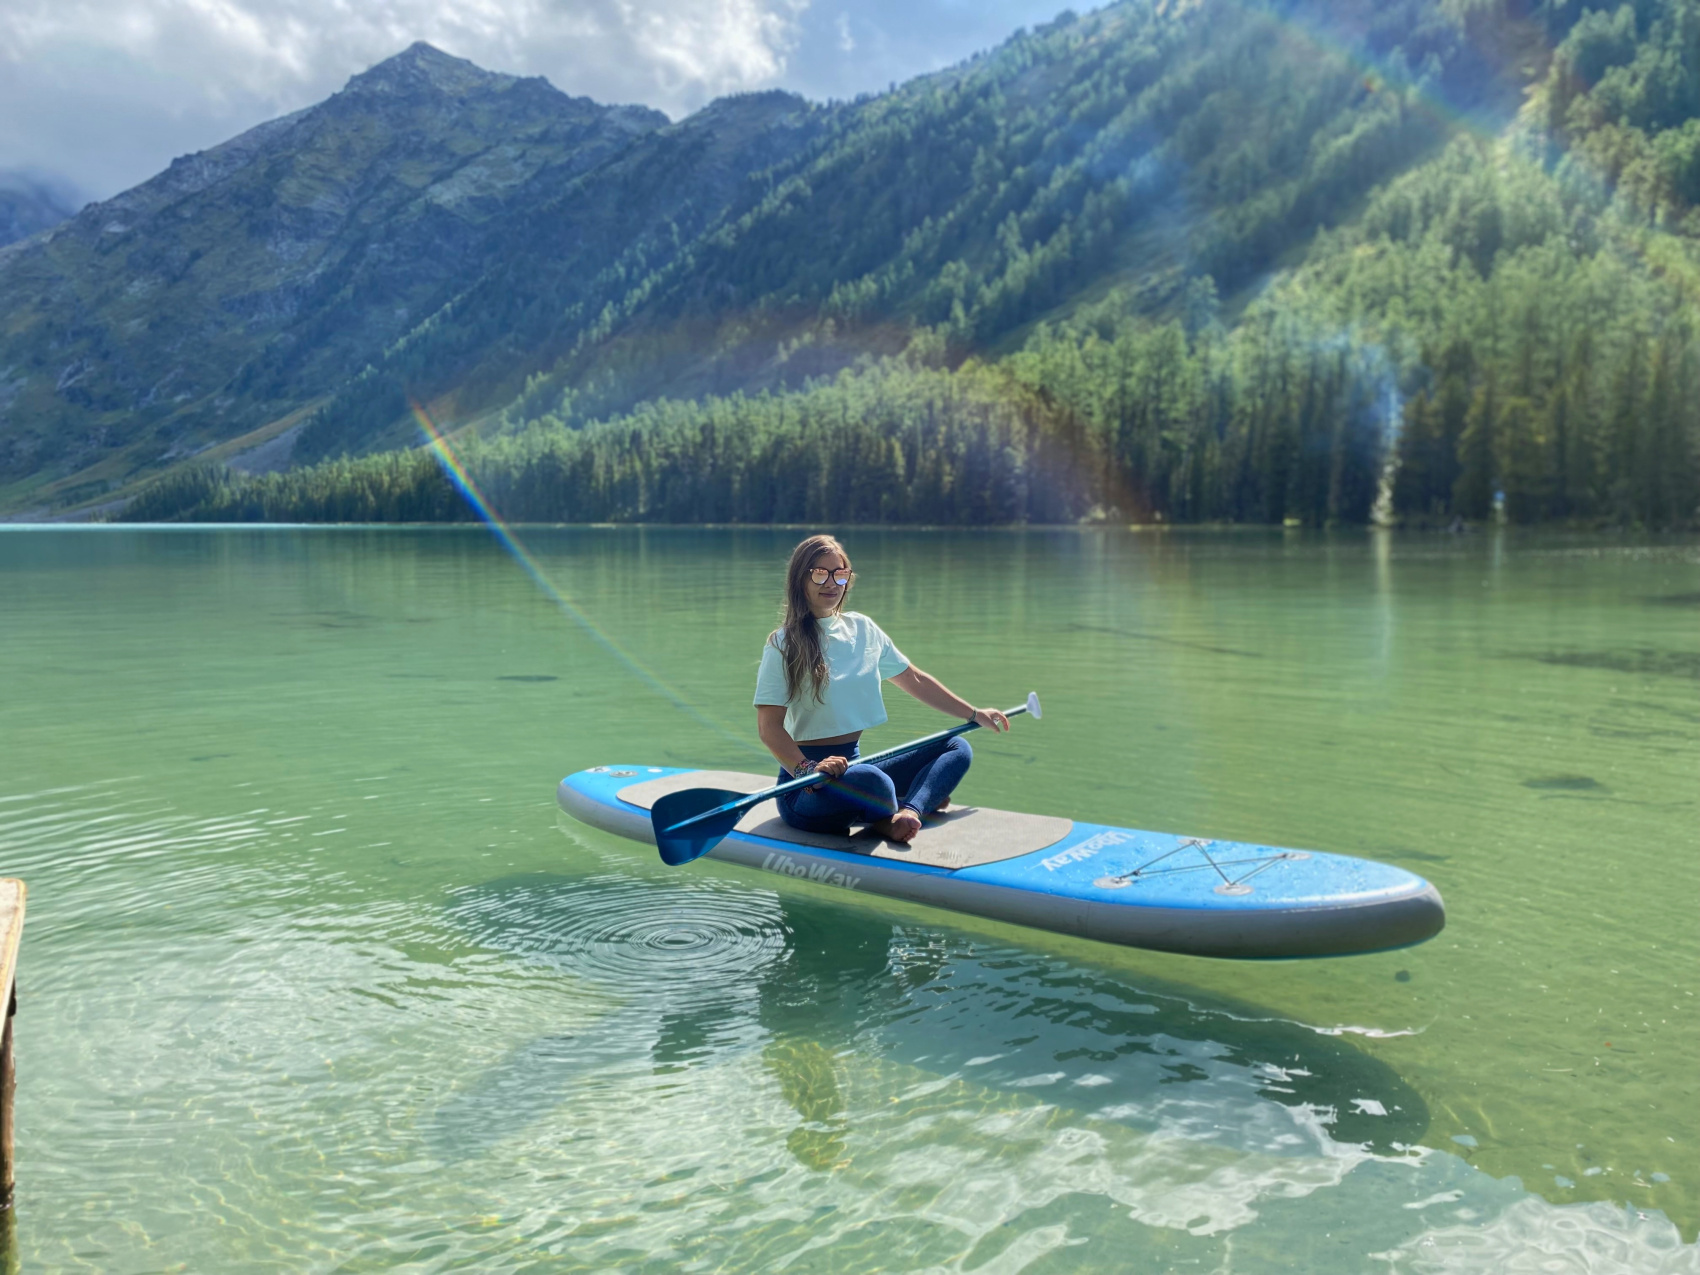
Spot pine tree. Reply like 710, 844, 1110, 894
1392, 390, 1447, 520
1495, 396, 1552, 523
1605, 336, 1646, 522
1453, 372, 1498, 521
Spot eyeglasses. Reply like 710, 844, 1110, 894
808, 568, 854, 586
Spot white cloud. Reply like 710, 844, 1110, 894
0, 0, 811, 197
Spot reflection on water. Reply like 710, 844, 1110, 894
450, 875, 1431, 1174
1, 526, 1695, 1270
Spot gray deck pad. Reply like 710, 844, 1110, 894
617, 771, 1073, 871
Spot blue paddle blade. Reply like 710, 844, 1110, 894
651, 787, 748, 866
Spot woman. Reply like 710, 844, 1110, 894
754, 534, 1008, 843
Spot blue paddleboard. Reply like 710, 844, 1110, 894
556, 766, 1445, 959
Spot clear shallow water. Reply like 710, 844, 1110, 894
0, 525, 1695, 1273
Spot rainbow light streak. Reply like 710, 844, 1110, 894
411, 399, 763, 756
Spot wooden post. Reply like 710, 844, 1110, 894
0, 990, 13, 1209
0, 881, 25, 1215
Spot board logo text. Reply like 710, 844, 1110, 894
761, 852, 863, 890
1041, 830, 1134, 871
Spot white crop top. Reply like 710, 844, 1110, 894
753, 611, 910, 740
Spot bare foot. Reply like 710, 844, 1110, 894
872, 809, 923, 844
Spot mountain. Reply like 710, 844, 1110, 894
2, 2, 1493, 512
287, 88, 825, 464
0, 171, 84, 247
299, 0, 1508, 460
0, 43, 667, 508
11, 0, 1700, 526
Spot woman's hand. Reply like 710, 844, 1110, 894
972, 707, 1010, 733
810, 755, 850, 788
792, 754, 849, 789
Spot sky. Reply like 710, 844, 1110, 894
0, 0, 1084, 204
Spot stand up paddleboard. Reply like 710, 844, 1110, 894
556, 767, 1445, 959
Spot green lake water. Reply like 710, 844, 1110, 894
0, 525, 1695, 1273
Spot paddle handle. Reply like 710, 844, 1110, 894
664, 693, 1040, 834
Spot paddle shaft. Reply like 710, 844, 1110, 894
663, 701, 1034, 835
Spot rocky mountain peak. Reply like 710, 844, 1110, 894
341, 41, 517, 99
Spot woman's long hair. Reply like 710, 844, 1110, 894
773, 535, 853, 703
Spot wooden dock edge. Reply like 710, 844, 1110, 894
0, 880, 24, 1212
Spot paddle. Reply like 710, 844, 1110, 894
651, 692, 1042, 866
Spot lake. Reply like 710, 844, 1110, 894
1, 525, 1695, 1272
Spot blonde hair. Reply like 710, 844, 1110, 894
771, 534, 853, 703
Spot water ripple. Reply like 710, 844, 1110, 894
446, 872, 789, 996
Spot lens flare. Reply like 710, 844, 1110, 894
411, 398, 763, 755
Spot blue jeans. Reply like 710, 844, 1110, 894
776, 736, 973, 835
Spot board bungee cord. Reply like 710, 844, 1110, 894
1093, 837, 1312, 897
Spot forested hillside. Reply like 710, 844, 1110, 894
260, 0, 1490, 469
57, 0, 1700, 526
